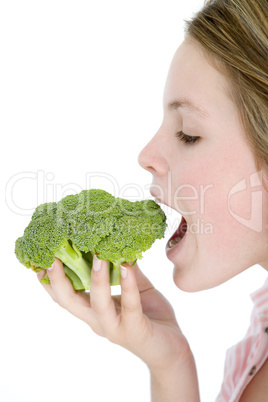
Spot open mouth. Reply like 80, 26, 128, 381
167, 216, 188, 249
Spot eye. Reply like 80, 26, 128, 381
175, 131, 200, 144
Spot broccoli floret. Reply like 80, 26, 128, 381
15, 189, 167, 291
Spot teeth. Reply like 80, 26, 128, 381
169, 236, 182, 248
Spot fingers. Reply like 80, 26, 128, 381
36, 269, 48, 282
120, 264, 146, 330
46, 258, 77, 305
38, 258, 95, 324
89, 257, 118, 332
89, 259, 149, 342
36, 256, 151, 348
36, 259, 74, 302
36, 268, 55, 300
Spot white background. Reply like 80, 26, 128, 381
1, 1, 267, 401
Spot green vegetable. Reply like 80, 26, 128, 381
15, 189, 167, 290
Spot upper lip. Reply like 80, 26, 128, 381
150, 189, 167, 207
150, 188, 178, 212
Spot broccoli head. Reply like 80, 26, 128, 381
15, 189, 167, 291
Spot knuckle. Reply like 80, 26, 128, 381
107, 334, 119, 344
50, 293, 58, 304
123, 319, 151, 348
106, 327, 120, 344
56, 298, 66, 308
91, 298, 105, 313
88, 315, 119, 343
91, 297, 113, 315
91, 322, 112, 340
92, 326, 105, 338
91, 278, 110, 292
52, 293, 70, 309
91, 305, 105, 316
121, 300, 139, 314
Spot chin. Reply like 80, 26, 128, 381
173, 260, 252, 293
172, 264, 224, 293
172, 266, 201, 293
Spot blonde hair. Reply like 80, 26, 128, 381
185, 0, 268, 169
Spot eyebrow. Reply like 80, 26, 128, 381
168, 98, 209, 118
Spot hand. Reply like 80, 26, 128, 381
37, 257, 191, 372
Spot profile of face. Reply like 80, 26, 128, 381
139, 40, 268, 292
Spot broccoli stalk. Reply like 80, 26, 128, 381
55, 240, 124, 290
108, 261, 122, 287
39, 262, 87, 290
54, 239, 92, 290
40, 241, 123, 291
62, 265, 85, 291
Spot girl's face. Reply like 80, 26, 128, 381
138, 40, 268, 291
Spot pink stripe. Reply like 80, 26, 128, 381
255, 295, 268, 310
252, 313, 258, 327
251, 284, 268, 305
222, 386, 229, 400
233, 342, 243, 382
217, 277, 268, 401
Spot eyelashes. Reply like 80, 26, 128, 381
175, 131, 200, 144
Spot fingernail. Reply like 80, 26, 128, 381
120, 265, 127, 279
93, 256, 102, 272
47, 262, 55, 271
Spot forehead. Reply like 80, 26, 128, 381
163, 40, 232, 115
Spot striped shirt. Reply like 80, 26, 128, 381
216, 277, 268, 402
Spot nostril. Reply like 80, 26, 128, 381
138, 146, 159, 173
146, 165, 157, 173
138, 149, 156, 173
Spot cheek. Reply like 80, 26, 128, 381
171, 158, 222, 217
228, 185, 254, 219
171, 139, 260, 231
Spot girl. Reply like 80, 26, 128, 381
38, 0, 268, 400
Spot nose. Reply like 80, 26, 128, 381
138, 131, 169, 176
